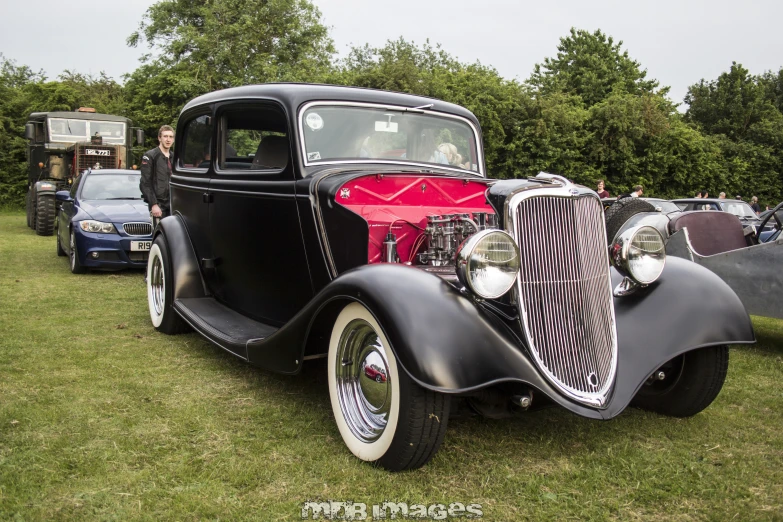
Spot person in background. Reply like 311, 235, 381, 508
596, 179, 610, 198
140, 125, 175, 226
695, 192, 702, 198
719, 192, 726, 199
750, 196, 761, 214
700, 190, 709, 199
619, 185, 643, 199
736, 195, 742, 200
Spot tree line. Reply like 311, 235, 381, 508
1, 0, 782, 208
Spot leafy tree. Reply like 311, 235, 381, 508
124, 0, 335, 147
329, 38, 528, 178
529, 28, 665, 107
0, 55, 45, 207
685, 62, 780, 140
0, 56, 131, 207
686, 63, 783, 204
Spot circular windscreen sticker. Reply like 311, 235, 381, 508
305, 112, 324, 131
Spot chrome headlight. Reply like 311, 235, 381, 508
79, 220, 116, 234
610, 225, 665, 284
456, 230, 520, 299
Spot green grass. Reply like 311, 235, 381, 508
1, 210, 782, 521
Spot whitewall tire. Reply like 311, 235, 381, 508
328, 302, 450, 471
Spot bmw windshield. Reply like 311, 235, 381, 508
299, 103, 483, 176
80, 173, 143, 200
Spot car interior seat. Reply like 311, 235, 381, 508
668, 211, 750, 256
251, 135, 289, 169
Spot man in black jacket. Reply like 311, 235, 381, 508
139, 125, 175, 223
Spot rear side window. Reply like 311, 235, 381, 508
219, 106, 288, 171
177, 114, 212, 170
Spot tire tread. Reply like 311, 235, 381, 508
35, 194, 55, 236
604, 197, 657, 244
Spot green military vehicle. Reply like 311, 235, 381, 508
24, 108, 144, 235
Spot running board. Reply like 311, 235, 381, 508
174, 297, 278, 360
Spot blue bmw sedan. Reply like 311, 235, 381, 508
55, 169, 153, 273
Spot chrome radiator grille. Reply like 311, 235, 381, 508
123, 222, 153, 236
513, 194, 617, 407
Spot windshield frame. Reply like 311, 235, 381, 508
297, 101, 485, 177
48, 118, 127, 145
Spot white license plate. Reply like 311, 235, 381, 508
131, 240, 152, 251
86, 149, 110, 156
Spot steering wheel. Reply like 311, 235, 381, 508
756, 200, 783, 243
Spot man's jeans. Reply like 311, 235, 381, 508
150, 203, 170, 229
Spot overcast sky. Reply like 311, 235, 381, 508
1, 0, 781, 108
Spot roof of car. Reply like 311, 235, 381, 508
81, 169, 140, 175
28, 112, 131, 123
181, 83, 480, 125
672, 198, 744, 204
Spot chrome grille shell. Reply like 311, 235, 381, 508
505, 177, 618, 408
123, 222, 153, 237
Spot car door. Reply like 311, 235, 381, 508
171, 109, 215, 288
208, 101, 314, 326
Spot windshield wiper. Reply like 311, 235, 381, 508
382, 103, 435, 114
106, 197, 142, 200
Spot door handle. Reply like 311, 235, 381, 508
202, 192, 213, 203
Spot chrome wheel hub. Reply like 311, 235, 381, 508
335, 319, 392, 443
149, 253, 165, 316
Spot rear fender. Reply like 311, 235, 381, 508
155, 215, 208, 299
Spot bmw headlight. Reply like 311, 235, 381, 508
456, 230, 520, 299
610, 225, 665, 285
79, 220, 116, 234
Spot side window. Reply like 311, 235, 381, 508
177, 114, 212, 170
35, 122, 45, 143
220, 106, 288, 171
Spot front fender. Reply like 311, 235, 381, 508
607, 256, 755, 416
271, 264, 607, 418
34, 181, 57, 195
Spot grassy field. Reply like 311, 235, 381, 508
1, 210, 782, 521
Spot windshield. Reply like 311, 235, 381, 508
646, 199, 680, 213
299, 104, 482, 175
48, 118, 126, 145
80, 174, 143, 200
720, 201, 758, 219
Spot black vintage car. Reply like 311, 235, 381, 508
146, 84, 755, 471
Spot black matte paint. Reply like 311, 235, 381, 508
164, 85, 755, 423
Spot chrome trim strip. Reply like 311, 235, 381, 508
297, 101, 485, 177
505, 174, 618, 408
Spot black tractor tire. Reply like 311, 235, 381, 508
632, 345, 729, 417
26, 189, 35, 229
604, 197, 657, 245
35, 193, 56, 236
